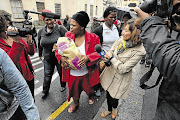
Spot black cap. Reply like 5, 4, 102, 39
72, 11, 90, 28
103, 7, 116, 18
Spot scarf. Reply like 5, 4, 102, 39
117, 39, 140, 55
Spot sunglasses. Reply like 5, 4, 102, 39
45, 18, 53, 21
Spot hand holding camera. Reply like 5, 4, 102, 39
7, 26, 20, 43
134, 7, 151, 28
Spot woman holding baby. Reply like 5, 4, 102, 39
55, 11, 101, 113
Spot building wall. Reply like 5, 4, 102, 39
1, 0, 136, 22
1, 0, 108, 21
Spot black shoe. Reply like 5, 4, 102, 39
41, 92, 48, 99
145, 64, 150, 67
60, 87, 66, 92
140, 60, 145, 64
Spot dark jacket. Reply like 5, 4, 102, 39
38, 23, 67, 60
140, 16, 180, 119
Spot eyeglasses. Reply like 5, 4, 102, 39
45, 18, 53, 21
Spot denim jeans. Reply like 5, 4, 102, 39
43, 57, 66, 93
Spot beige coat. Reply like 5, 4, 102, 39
100, 38, 146, 99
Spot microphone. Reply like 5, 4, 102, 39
23, 10, 60, 19
42, 12, 60, 19
95, 44, 106, 57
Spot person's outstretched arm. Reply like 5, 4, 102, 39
135, 8, 180, 81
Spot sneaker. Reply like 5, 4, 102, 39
145, 64, 150, 67
41, 92, 49, 99
140, 60, 145, 64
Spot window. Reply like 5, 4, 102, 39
55, 3, 61, 16
85, 4, 87, 12
90, 5, 93, 17
10, 0, 24, 19
95, 6, 98, 16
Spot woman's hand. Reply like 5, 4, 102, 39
61, 56, 70, 69
7, 26, 20, 43
68, 63, 77, 70
104, 52, 111, 59
78, 55, 89, 67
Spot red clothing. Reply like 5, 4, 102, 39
68, 74, 94, 101
114, 20, 118, 25
56, 20, 62, 25
0, 38, 35, 81
55, 30, 101, 87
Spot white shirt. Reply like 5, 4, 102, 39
102, 23, 119, 51
70, 40, 88, 76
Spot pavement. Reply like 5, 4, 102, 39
93, 62, 151, 120
34, 23, 160, 120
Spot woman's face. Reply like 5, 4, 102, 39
105, 12, 117, 26
123, 16, 130, 24
70, 19, 83, 34
122, 24, 132, 41
44, 17, 55, 29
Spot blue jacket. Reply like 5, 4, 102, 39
0, 48, 40, 120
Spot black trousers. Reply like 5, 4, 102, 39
107, 91, 119, 111
27, 78, 34, 98
43, 58, 66, 93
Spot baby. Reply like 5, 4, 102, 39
53, 37, 81, 69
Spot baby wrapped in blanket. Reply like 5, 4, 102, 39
55, 37, 81, 69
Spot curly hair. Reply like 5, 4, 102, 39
127, 18, 141, 45
0, 10, 11, 33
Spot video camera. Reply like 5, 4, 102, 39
6, 10, 60, 37
139, 0, 174, 18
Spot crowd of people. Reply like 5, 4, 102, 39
0, 0, 179, 119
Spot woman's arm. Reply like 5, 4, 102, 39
37, 29, 43, 58
21, 36, 35, 56
86, 34, 101, 66
110, 49, 145, 74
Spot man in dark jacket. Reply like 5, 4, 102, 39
134, 0, 180, 119
63, 15, 70, 31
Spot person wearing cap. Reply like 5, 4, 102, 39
38, 9, 67, 99
55, 11, 101, 113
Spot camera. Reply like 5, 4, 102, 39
6, 10, 60, 37
6, 11, 37, 37
139, 0, 174, 18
